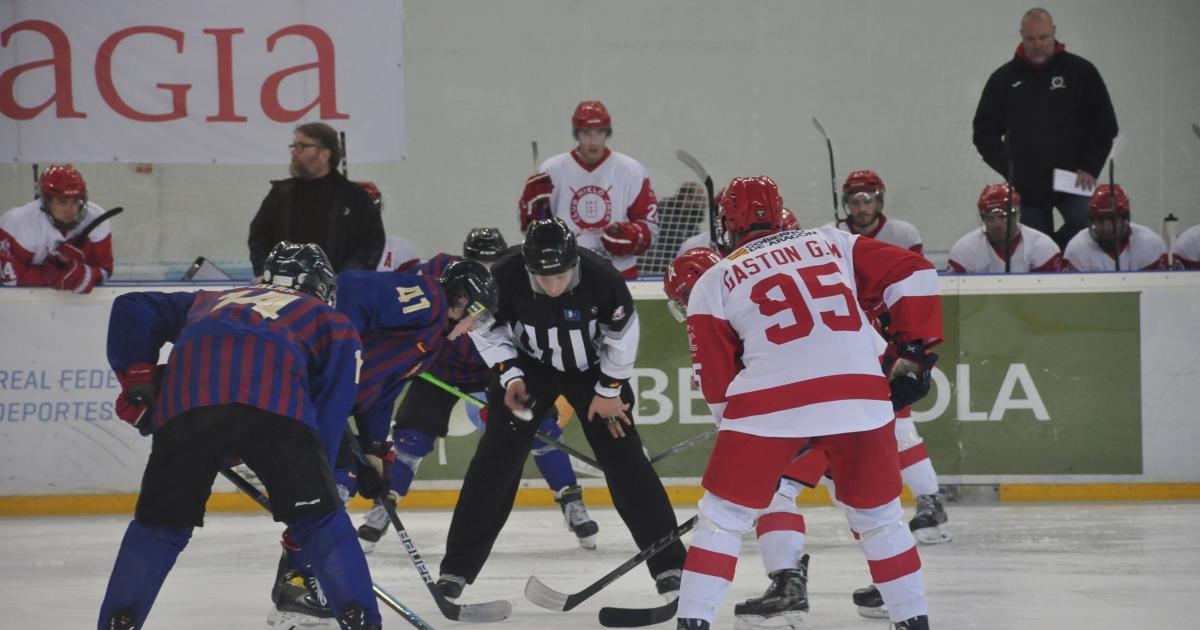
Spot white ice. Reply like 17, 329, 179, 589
2, 502, 1197, 629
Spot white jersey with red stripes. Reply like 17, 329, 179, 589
686, 226, 942, 439
0, 199, 113, 286
540, 148, 658, 275
376, 234, 420, 271
1062, 222, 1168, 271
1175, 224, 1200, 269
828, 215, 924, 254
946, 225, 1060, 273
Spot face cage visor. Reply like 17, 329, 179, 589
666, 297, 688, 323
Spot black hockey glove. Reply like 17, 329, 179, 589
885, 341, 938, 412
355, 439, 395, 500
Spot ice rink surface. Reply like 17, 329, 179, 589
3, 502, 1197, 629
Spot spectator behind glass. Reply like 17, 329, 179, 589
0, 164, 113, 294
972, 7, 1119, 250
248, 122, 385, 279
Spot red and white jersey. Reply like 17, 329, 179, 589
540, 148, 658, 275
686, 227, 942, 438
677, 230, 712, 256
376, 235, 421, 271
0, 200, 113, 286
827, 215, 924, 255
1062, 222, 1168, 272
946, 225, 1060, 273
1175, 225, 1200, 269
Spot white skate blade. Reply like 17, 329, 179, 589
577, 533, 598, 550
358, 537, 378, 554
733, 610, 812, 629
266, 607, 339, 629
913, 524, 954, 544
856, 604, 890, 619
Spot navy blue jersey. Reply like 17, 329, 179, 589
419, 254, 492, 386
335, 270, 448, 442
106, 287, 362, 463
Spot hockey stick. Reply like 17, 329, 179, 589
811, 116, 841, 226
676, 150, 718, 249
525, 514, 697, 612
345, 439, 513, 623
417, 372, 604, 470
532, 140, 540, 169
70, 206, 124, 247
599, 598, 678, 628
1193, 123, 1200, 140
647, 427, 716, 464
217, 467, 435, 630
1109, 158, 1119, 271
1164, 213, 1180, 268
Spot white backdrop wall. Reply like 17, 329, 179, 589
2, 0, 1199, 276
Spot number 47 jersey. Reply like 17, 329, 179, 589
686, 226, 942, 439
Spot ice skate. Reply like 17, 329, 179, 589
268, 552, 336, 629
105, 610, 138, 629
893, 614, 930, 630
436, 574, 466, 600
356, 494, 395, 553
733, 555, 810, 629
655, 568, 682, 602
909, 494, 952, 544
336, 605, 382, 630
677, 619, 711, 630
852, 584, 889, 619
555, 484, 599, 549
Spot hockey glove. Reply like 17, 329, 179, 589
601, 221, 653, 257
48, 243, 99, 294
519, 172, 554, 231
355, 439, 395, 500
115, 363, 162, 435
884, 342, 938, 412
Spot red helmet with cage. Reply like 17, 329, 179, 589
664, 247, 720, 323
719, 176, 785, 239
977, 183, 1020, 215
356, 181, 382, 212
1088, 184, 1130, 217
40, 164, 87, 200
842, 170, 885, 202
572, 100, 612, 131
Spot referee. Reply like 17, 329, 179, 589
436, 217, 686, 600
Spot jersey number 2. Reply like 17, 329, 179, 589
749, 262, 861, 345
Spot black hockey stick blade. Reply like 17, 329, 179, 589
648, 427, 717, 464
217, 468, 435, 629
599, 598, 679, 627
70, 206, 124, 247
524, 515, 699, 612
1193, 123, 1200, 140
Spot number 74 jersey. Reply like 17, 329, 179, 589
686, 226, 942, 438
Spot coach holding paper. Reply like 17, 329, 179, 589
972, 7, 1118, 250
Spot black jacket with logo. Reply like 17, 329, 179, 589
972, 44, 1119, 208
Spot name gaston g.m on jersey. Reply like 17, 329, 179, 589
720, 229, 842, 290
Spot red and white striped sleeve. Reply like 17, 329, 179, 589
684, 269, 741, 423
850, 236, 943, 347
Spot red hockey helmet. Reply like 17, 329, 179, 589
1088, 184, 1130, 217
842, 169, 885, 201
39, 164, 87, 200
719, 176, 785, 237
664, 247, 721, 322
572, 100, 612, 131
977, 183, 1020, 215
356, 181, 382, 212
780, 208, 800, 231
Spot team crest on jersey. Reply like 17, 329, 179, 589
611, 306, 626, 321
563, 308, 581, 321
569, 185, 613, 230
1050, 76, 1066, 90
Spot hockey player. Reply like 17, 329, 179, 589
0, 164, 113, 293
1062, 184, 1168, 271
677, 176, 940, 630
355, 227, 599, 555
357, 181, 421, 272
518, 100, 660, 278
99, 242, 381, 630
832, 170, 923, 254
1175, 224, 1200, 269
947, 183, 1062, 273
437, 217, 687, 601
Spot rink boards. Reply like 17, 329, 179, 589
1, 272, 1198, 514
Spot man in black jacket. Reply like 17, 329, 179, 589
972, 7, 1118, 250
435, 217, 687, 602
248, 122, 385, 277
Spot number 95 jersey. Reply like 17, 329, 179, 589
686, 227, 942, 438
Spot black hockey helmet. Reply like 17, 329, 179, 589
462, 227, 508, 262
262, 241, 338, 304
440, 258, 499, 327
522, 217, 578, 276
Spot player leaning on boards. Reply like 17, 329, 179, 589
519, 100, 660, 278
437, 217, 687, 603
99, 242, 381, 630
676, 176, 941, 630
0, 164, 113, 293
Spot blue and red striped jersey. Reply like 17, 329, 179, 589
418, 254, 492, 386
106, 287, 361, 463
335, 270, 448, 442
